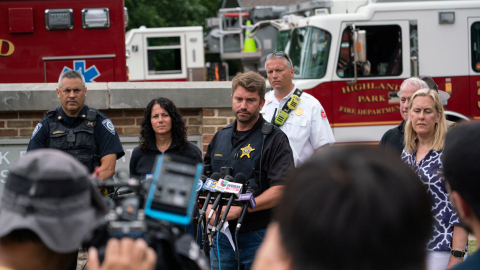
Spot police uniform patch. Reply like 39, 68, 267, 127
102, 119, 116, 135
321, 109, 327, 120
31, 123, 42, 139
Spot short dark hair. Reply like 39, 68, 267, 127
443, 121, 480, 219
231, 71, 266, 101
276, 146, 432, 270
139, 97, 188, 153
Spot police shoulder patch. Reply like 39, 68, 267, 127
31, 123, 42, 139
102, 119, 116, 135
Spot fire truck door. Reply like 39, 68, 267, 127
468, 17, 480, 119
331, 20, 409, 142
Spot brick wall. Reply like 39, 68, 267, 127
0, 108, 235, 156
201, 108, 235, 153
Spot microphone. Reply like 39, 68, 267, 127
211, 174, 239, 235
206, 175, 233, 225
216, 173, 246, 232
235, 186, 257, 235
198, 172, 221, 222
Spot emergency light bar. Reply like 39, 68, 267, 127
45, 9, 74, 30
82, 8, 110, 29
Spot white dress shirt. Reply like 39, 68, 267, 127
261, 87, 335, 165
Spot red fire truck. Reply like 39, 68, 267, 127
0, 0, 129, 83
275, 0, 480, 143
0, 0, 205, 83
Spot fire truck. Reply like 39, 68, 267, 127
0, 0, 205, 83
272, 0, 480, 143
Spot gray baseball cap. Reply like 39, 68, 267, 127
0, 149, 107, 253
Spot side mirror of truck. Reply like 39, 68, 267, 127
354, 30, 367, 63
347, 26, 367, 85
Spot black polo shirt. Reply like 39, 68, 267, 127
129, 141, 203, 179
379, 120, 405, 156
204, 114, 294, 189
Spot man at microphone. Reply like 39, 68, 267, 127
204, 71, 295, 270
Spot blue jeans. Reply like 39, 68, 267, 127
210, 228, 267, 270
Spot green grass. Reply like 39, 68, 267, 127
468, 240, 477, 256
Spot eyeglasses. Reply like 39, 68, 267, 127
267, 51, 293, 68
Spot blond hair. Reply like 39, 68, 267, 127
404, 88, 447, 153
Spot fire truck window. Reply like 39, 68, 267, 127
289, 26, 331, 79
472, 22, 480, 72
147, 37, 180, 46
277, 30, 291, 51
337, 25, 402, 78
147, 37, 182, 75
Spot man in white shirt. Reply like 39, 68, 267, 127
261, 51, 335, 165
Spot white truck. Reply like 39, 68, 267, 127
125, 26, 205, 82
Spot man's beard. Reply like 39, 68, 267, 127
235, 108, 259, 125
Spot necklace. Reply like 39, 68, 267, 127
156, 141, 171, 151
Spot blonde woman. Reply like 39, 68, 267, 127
401, 89, 468, 270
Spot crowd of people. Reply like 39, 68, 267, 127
1, 51, 480, 270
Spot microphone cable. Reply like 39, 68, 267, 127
235, 234, 240, 270
217, 231, 222, 270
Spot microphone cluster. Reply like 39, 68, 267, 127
194, 171, 257, 249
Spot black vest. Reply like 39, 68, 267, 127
210, 120, 278, 233
47, 107, 99, 172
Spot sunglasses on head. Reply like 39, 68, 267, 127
267, 51, 293, 67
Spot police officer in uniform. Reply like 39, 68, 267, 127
27, 70, 124, 181
204, 71, 294, 270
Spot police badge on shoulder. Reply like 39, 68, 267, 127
102, 119, 116, 135
31, 123, 42, 139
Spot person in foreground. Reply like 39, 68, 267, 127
401, 89, 468, 270
0, 149, 155, 270
130, 97, 202, 179
204, 71, 295, 270
252, 146, 432, 270
443, 122, 480, 270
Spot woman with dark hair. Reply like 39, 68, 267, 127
129, 97, 202, 178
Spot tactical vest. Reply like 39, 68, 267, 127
210, 121, 278, 195
47, 107, 99, 173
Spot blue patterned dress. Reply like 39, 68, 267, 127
401, 148, 460, 251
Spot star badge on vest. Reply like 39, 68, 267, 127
86, 121, 95, 126
240, 144, 255, 158
102, 119, 116, 135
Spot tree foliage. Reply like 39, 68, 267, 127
125, 0, 222, 31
